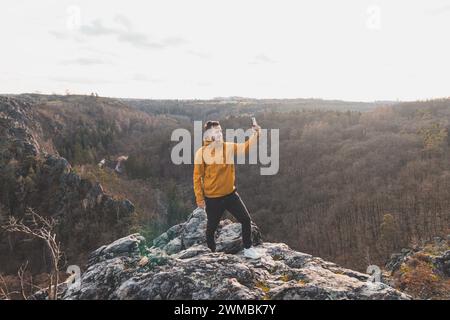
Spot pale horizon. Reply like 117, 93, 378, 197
1, 91, 442, 104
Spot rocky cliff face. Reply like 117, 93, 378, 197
35, 208, 410, 300
0, 96, 135, 273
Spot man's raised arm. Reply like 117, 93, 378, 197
233, 126, 261, 156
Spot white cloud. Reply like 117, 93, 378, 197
50, 76, 115, 84
60, 58, 108, 66
56, 15, 188, 50
132, 73, 162, 83
250, 54, 277, 65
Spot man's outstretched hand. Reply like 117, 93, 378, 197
252, 124, 261, 135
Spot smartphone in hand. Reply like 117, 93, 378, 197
251, 117, 257, 127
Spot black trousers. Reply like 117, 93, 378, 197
204, 191, 252, 252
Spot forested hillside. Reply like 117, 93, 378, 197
125, 96, 450, 270
1, 94, 449, 275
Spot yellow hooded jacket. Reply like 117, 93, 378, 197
193, 132, 259, 205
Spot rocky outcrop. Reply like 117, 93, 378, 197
0, 96, 41, 160
435, 250, 450, 277
0, 96, 135, 273
384, 236, 449, 299
386, 237, 450, 277
151, 209, 263, 255
36, 208, 410, 300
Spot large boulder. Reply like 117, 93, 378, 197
34, 209, 410, 300
152, 208, 263, 254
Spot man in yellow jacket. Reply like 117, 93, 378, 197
193, 120, 262, 259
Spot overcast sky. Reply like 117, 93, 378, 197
1, 0, 449, 101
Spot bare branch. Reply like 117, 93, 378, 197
0, 274, 10, 300
2, 208, 63, 300
17, 261, 29, 300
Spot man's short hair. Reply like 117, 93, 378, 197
204, 120, 220, 131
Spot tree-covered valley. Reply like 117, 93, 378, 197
1, 94, 449, 298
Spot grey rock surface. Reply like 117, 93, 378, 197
37, 208, 410, 300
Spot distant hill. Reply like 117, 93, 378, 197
121, 96, 391, 120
